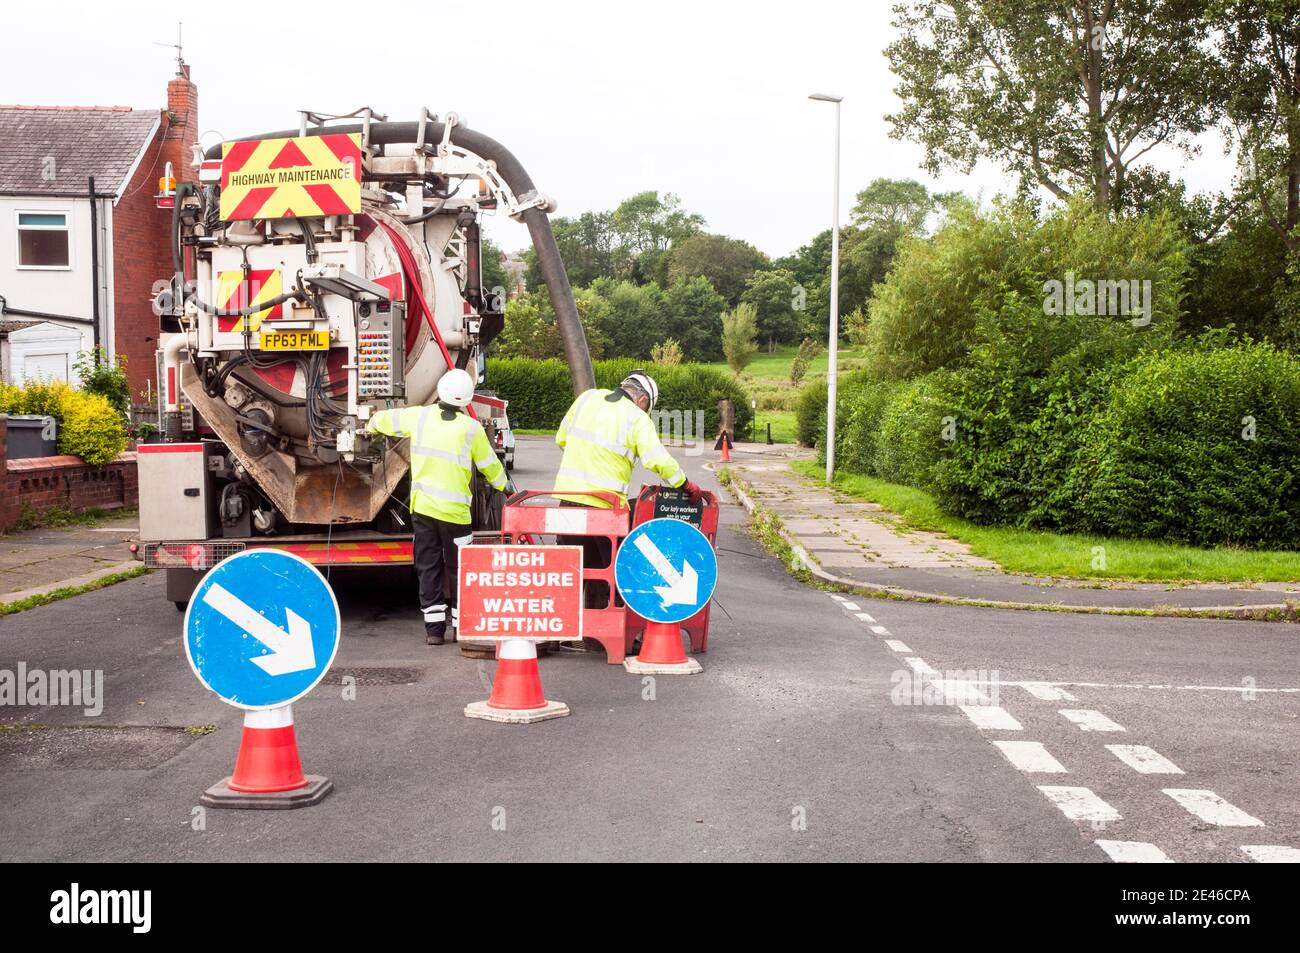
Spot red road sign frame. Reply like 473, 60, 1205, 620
457, 545, 584, 642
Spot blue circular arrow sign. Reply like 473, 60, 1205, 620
615, 518, 717, 624
184, 549, 340, 710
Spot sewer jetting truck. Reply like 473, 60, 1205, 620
135, 109, 592, 607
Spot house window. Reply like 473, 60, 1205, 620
17, 211, 71, 268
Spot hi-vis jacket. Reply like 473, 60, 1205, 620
553, 388, 685, 508
368, 404, 507, 525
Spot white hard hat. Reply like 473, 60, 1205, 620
437, 368, 476, 408
622, 369, 659, 412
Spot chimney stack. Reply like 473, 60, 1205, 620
163, 63, 198, 183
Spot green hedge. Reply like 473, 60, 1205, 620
793, 370, 873, 462
0, 381, 128, 466
485, 358, 752, 435
1070, 344, 1300, 548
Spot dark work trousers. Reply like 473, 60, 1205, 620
412, 512, 474, 636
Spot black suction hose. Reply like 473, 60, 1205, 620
206, 121, 595, 393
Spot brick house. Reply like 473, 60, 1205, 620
0, 65, 198, 403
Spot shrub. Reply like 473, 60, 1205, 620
722, 302, 759, 375
0, 381, 128, 466
789, 337, 822, 385
486, 358, 752, 436
841, 377, 904, 476
1070, 343, 1300, 548
74, 349, 131, 417
793, 370, 873, 459
875, 370, 960, 488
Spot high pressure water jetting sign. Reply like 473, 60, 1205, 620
219, 133, 363, 220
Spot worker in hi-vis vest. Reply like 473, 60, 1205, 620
553, 370, 704, 614
368, 368, 507, 645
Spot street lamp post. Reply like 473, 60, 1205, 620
809, 92, 842, 484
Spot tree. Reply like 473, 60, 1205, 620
611, 191, 705, 257
886, 1, 1221, 213
495, 288, 610, 359
1214, 1, 1300, 252
524, 210, 619, 289
480, 237, 509, 302
667, 233, 769, 305
662, 276, 728, 362
852, 178, 945, 232
722, 302, 759, 375
589, 278, 667, 359
741, 267, 802, 348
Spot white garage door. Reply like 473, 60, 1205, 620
24, 352, 70, 384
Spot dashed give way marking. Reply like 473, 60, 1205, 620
1037, 786, 1121, 823
884, 639, 911, 653
1096, 840, 1173, 864
960, 706, 1022, 731
1021, 682, 1077, 702
1106, 745, 1184, 775
993, 740, 1067, 774
1060, 709, 1126, 732
1241, 845, 1300, 863
1164, 789, 1263, 827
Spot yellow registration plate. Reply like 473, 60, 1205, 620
259, 330, 329, 351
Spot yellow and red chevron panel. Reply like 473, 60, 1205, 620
216, 269, 284, 333
219, 134, 362, 221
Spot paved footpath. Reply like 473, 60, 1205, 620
0, 516, 139, 604
727, 446, 1298, 614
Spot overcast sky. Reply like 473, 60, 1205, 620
4, 0, 1237, 257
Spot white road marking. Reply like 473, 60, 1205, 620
993, 740, 1067, 773
1060, 709, 1126, 732
934, 680, 988, 704
972, 679, 1300, 695
1037, 786, 1122, 823
840, 602, 861, 611
1241, 845, 1300, 863
1021, 682, 1077, 702
960, 706, 1023, 730
1164, 790, 1264, 827
1095, 840, 1174, 864
904, 657, 937, 676
884, 639, 911, 653
829, 594, 847, 602
854, 612, 876, 623
870, 625, 889, 635
1106, 745, 1184, 775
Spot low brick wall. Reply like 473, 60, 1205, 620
0, 415, 138, 532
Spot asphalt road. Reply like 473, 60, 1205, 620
0, 436, 1295, 862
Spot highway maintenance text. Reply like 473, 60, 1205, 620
458, 545, 584, 641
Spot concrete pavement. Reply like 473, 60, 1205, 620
0, 515, 139, 605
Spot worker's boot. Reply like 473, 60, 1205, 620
426, 626, 446, 646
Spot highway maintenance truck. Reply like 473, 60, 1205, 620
135, 108, 593, 608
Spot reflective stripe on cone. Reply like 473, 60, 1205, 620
227, 705, 309, 793
486, 638, 547, 711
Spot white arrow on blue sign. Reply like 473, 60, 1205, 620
184, 549, 340, 710
615, 518, 717, 624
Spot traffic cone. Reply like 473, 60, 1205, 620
200, 706, 333, 809
716, 430, 732, 463
624, 620, 703, 675
465, 638, 571, 724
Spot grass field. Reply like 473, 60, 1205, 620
703, 343, 864, 444
791, 460, 1300, 585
